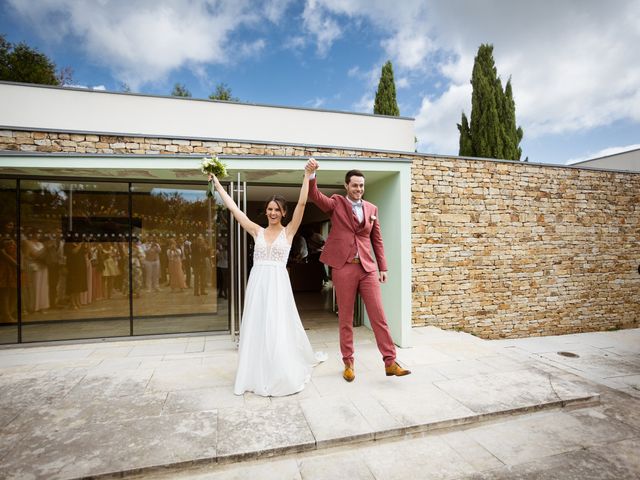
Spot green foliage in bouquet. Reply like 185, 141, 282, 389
201, 155, 228, 177
201, 155, 228, 197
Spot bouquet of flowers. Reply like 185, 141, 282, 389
200, 155, 228, 197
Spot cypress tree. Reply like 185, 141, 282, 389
502, 79, 523, 160
374, 61, 400, 116
457, 112, 473, 156
458, 44, 523, 160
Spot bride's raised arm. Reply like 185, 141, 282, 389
210, 174, 261, 238
286, 169, 310, 242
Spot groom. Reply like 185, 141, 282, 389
306, 158, 410, 382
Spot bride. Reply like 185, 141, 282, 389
210, 165, 327, 397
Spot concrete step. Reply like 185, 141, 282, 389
92, 389, 599, 480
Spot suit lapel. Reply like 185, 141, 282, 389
362, 202, 369, 227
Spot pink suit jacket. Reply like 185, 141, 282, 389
309, 178, 387, 273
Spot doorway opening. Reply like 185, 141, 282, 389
242, 183, 338, 330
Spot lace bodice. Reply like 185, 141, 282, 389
253, 228, 291, 265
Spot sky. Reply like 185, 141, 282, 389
1, 0, 639, 165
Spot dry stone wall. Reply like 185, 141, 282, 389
0, 129, 392, 158
1, 129, 638, 338
411, 157, 639, 338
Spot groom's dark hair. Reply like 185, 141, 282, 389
345, 169, 365, 184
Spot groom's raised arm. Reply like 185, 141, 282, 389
306, 159, 336, 213
308, 176, 335, 213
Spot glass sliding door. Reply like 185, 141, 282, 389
0, 179, 18, 344
0, 176, 233, 344
19, 180, 131, 342
131, 182, 229, 335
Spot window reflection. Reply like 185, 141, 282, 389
0, 178, 229, 343
20, 180, 130, 341
131, 183, 228, 335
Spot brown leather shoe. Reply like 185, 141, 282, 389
385, 362, 411, 377
343, 364, 355, 382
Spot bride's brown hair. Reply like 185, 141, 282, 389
263, 195, 288, 218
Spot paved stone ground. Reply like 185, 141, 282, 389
0, 326, 638, 479
126, 328, 640, 480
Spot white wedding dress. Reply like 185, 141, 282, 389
233, 228, 327, 396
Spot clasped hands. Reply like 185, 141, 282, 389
305, 157, 319, 175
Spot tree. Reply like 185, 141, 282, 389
171, 83, 191, 97
457, 44, 523, 160
374, 60, 400, 116
56, 66, 74, 86
0, 34, 68, 86
458, 113, 473, 157
209, 82, 238, 102
502, 79, 523, 160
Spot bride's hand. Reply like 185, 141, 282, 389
305, 157, 318, 173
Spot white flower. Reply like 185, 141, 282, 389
200, 155, 228, 177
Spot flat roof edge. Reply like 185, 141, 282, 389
0, 80, 415, 121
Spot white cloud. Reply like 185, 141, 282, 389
262, 0, 295, 23
415, 83, 471, 154
64, 84, 106, 91
396, 77, 409, 89
347, 63, 382, 87
307, 97, 326, 109
352, 93, 374, 113
381, 31, 433, 71
437, 1, 639, 153
302, 0, 343, 57
305, 0, 435, 68
305, 0, 640, 157
283, 35, 307, 51
347, 66, 360, 78
238, 39, 266, 58
6, 0, 267, 89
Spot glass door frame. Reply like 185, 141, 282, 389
229, 174, 248, 344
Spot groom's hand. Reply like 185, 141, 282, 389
379, 271, 388, 283
306, 157, 319, 173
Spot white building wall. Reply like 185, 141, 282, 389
571, 148, 640, 172
0, 82, 415, 153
